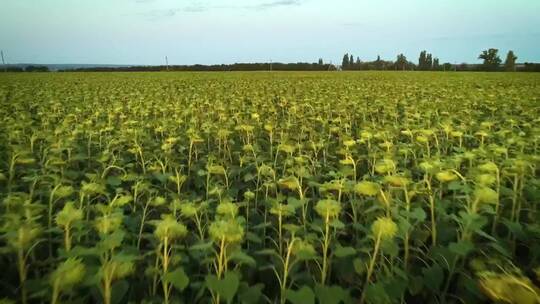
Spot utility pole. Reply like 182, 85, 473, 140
165, 56, 169, 71
1, 50, 6, 72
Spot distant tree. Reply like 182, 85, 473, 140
396, 54, 407, 70
318, 58, 324, 65
5, 66, 23, 72
478, 48, 502, 71
442, 62, 453, 71
342, 53, 350, 70
426, 53, 433, 70
375, 55, 382, 70
418, 50, 427, 70
457, 63, 469, 71
523, 62, 540, 72
433, 58, 440, 70
349, 54, 354, 69
25, 65, 49, 72
504, 50, 517, 71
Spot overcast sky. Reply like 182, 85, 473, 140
1, 0, 539, 65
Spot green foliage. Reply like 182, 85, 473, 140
479, 48, 502, 70
206, 272, 240, 304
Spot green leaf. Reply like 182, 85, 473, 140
502, 220, 525, 239
245, 231, 263, 244
286, 286, 315, 304
314, 284, 347, 304
189, 241, 213, 251
408, 275, 424, 295
329, 219, 345, 229
229, 250, 256, 267
422, 264, 443, 292
255, 249, 279, 257
475, 229, 497, 242
334, 246, 356, 258
239, 283, 264, 304
206, 272, 240, 304
381, 239, 399, 257
447, 180, 463, 191
448, 240, 474, 256
110, 280, 129, 304
164, 267, 189, 291
106, 176, 122, 187
364, 282, 391, 304
410, 207, 426, 222
353, 258, 365, 275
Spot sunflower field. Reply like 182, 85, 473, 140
0, 71, 539, 304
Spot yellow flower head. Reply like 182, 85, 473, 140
371, 217, 398, 240
56, 202, 83, 228
270, 203, 296, 217
475, 174, 496, 186
50, 258, 86, 287
478, 162, 498, 173
216, 201, 239, 218
154, 215, 187, 241
209, 219, 244, 244
180, 202, 199, 218
278, 176, 301, 191
474, 187, 498, 205
315, 199, 342, 220
355, 181, 381, 196
374, 159, 396, 174
436, 170, 458, 183
384, 175, 410, 187
478, 272, 540, 304
95, 213, 123, 235
54, 185, 74, 199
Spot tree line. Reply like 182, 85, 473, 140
341, 48, 537, 72
56, 62, 337, 72
2, 65, 50, 72
2, 48, 540, 72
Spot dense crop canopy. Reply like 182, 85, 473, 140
0, 71, 539, 304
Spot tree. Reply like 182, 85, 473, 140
396, 54, 408, 70
426, 54, 433, 70
25, 65, 49, 72
504, 50, 517, 71
418, 50, 427, 70
349, 54, 354, 69
478, 48, 502, 71
342, 53, 350, 70
375, 55, 382, 70
442, 62, 453, 71
318, 58, 323, 65
433, 58, 440, 70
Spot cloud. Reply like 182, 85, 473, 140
137, 0, 301, 20
182, 4, 209, 13
139, 5, 209, 19
250, 0, 302, 10
143, 8, 181, 18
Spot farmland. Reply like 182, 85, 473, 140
0, 71, 539, 303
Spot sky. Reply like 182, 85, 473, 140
1, 0, 539, 65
